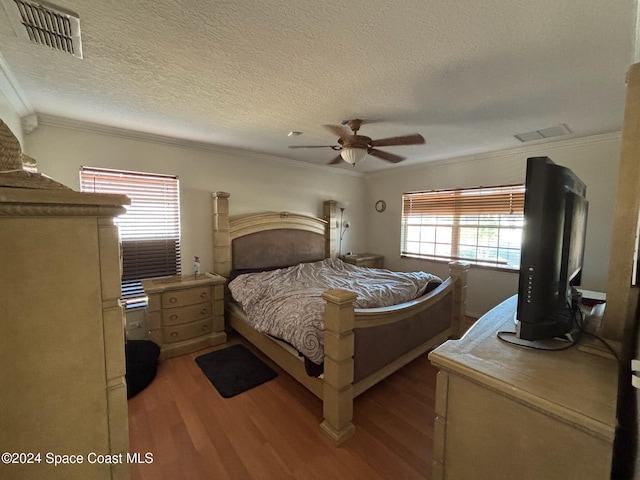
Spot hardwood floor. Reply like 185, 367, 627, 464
127, 333, 443, 480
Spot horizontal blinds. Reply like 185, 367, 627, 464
120, 280, 147, 308
403, 184, 525, 216
121, 239, 180, 281
80, 167, 181, 282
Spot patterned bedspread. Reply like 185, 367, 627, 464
228, 258, 441, 365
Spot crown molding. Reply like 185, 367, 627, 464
35, 114, 364, 178
0, 53, 32, 116
29, 113, 620, 180
366, 131, 623, 178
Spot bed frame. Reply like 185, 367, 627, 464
212, 192, 469, 446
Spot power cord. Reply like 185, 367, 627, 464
496, 301, 581, 352
497, 301, 621, 361
496, 330, 577, 351
575, 305, 621, 364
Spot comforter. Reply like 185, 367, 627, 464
228, 258, 441, 365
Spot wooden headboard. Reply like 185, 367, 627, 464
212, 192, 338, 278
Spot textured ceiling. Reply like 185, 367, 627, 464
0, 0, 636, 172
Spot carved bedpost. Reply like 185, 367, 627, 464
212, 191, 231, 278
320, 288, 357, 446
448, 262, 470, 338
323, 200, 338, 258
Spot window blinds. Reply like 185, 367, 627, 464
80, 167, 181, 282
401, 184, 525, 269
402, 184, 525, 217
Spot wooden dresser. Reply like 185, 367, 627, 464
143, 274, 226, 358
429, 295, 618, 480
343, 253, 384, 268
0, 185, 130, 480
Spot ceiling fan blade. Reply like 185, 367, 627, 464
368, 148, 406, 163
370, 134, 425, 147
323, 124, 351, 139
289, 145, 338, 149
328, 153, 343, 165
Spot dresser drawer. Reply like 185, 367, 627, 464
162, 318, 213, 343
162, 286, 210, 308
162, 302, 212, 326
141, 275, 227, 358
356, 258, 381, 268
343, 253, 384, 269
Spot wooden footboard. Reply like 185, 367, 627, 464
320, 261, 468, 445
212, 191, 469, 446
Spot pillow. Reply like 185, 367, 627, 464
228, 265, 289, 283
424, 279, 442, 293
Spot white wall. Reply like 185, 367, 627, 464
24, 124, 622, 318
0, 90, 22, 146
24, 125, 367, 274
364, 134, 621, 317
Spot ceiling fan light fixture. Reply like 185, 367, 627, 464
292, 120, 422, 166
340, 147, 368, 165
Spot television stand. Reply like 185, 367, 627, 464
497, 311, 582, 350
428, 295, 617, 480
496, 328, 580, 350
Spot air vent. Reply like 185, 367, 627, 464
515, 124, 571, 142
1, 0, 82, 58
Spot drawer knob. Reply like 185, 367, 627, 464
170, 331, 178, 338
170, 314, 178, 321
169, 297, 178, 303
201, 324, 209, 331
200, 292, 208, 298
200, 308, 208, 315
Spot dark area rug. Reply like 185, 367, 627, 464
195, 344, 277, 398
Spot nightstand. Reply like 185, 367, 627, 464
343, 253, 384, 269
142, 274, 226, 359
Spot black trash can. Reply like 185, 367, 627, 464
125, 340, 160, 399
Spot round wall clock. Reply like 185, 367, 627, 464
375, 200, 386, 212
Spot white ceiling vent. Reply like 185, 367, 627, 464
1, 0, 82, 58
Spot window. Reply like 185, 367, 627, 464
401, 184, 525, 269
80, 167, 181, 306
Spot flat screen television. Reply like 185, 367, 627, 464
514, 156, 589, 344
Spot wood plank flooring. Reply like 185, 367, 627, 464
127, 332, 449, 480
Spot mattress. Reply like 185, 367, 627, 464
228, 258, 441, 365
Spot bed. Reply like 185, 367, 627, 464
211, 192, 469, 445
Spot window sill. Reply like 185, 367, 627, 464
400, 254, 520, 274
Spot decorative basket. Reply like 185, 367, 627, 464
21, 153, 37, 169
0, 118, 70, 190
0, 119, 23, 171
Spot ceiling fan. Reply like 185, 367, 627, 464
289, 119, 425, 166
